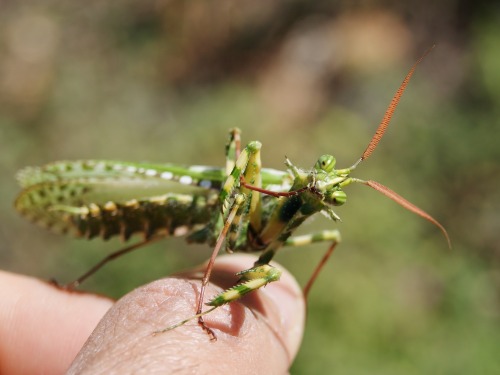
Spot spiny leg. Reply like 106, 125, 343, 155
155, 233, 342, 336
55, 236, 163, 290
225, 128, 242, 176
156, 140, 265, 337
208, 264, 281, 306
303, 242, 338, 299
194, 140, 264, 338
222, 230, 341, 308
154, 263, 281, 336
220, 140, 261, 214
195, 194, 248, 339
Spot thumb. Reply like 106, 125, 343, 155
68, 254, 305, 374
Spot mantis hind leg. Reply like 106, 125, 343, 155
52, 236, 162, 290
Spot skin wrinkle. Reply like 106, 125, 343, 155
68, 255, 302, 374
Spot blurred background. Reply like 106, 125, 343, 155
1, 1, 499, 373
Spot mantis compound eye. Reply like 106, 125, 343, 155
315, 155, 336, 173
327, 190, 347, 206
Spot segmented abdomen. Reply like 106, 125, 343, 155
70, 194, 217, 241
15, 180, 219, 241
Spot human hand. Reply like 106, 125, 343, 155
1, 254, 305, 374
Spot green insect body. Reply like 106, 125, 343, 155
15, 160, 222, 239
14, 48, 450, 339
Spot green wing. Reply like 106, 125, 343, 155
15, 160, 219, 236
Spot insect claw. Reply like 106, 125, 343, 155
48, 278, 63, 288
198, 316, 217, 341
64, 281, 80, 290
49, 277, 80, 291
